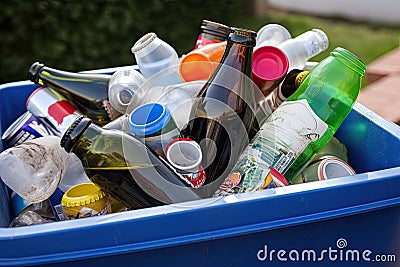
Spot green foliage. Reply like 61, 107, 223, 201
0, 0, 241, 83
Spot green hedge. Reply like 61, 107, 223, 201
0, 0, 243, 83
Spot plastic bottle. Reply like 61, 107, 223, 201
108, 68, 146, 114
60, 116, 202, 209
139, 80, 207, 130
183, 27, 257, 195
214, 47, 366, 195
277, 29, 329, 71
179, 41, 227, 82
131, 32, 182, 86
28, 62, 118, 125
195, 20, 230, 49
255, 23, 292, 48
128, 103, 181, 157
0, 136, 90, 203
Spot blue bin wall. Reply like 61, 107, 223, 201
0, 69, 399, 266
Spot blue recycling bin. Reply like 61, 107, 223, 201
0, 66, 399, 266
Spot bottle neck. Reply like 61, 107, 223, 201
330, 47, 366, 76
279, 29, 328, 61
219, 28, 256, 75
61, 116, 93, 153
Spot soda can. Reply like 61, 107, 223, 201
26, 86, 82, 136
294, 157, 356, 184
164, 137, 206, 188
1, 110, 52, 147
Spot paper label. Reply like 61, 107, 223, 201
214, 99, 328, 196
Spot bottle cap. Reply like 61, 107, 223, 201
294, 71, 309, 88
252, 46, 289, 94
128, 103, 172, 136
62, 183, 107, 208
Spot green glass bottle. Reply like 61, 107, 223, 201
214, 47, 366, 196
28, 62, 118, 126
60, 116, 201, 210
183, 27, 257, 195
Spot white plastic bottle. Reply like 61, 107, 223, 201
255, 23, 292, 49
131, 32, 182, 86
277, 29, 329, 71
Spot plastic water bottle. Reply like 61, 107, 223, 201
215, 47, 366, 196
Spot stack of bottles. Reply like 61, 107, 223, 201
0, 20, 366, 227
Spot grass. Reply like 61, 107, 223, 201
233, 10, 400, 87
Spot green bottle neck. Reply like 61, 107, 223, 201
286, 47, 366, 131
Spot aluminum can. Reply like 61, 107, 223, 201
1, 110, 52, 147
26, 86, 81, 136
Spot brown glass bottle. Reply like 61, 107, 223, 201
60, 116, 201, 210
28, 62, 118, 126
183, 27, 257, 195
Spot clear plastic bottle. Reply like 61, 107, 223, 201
215, 47, 366, 196
255, 23, 292, 48
108, 68, 146, 114
277, 29, 329, 71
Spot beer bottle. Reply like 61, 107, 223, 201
215, 47, 366, 195
60, 116, 201, 210
183, 27, 257, 195
28, 62, 118, 126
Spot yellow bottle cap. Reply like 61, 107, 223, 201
295, 71, 309, 88
62, 182, 107, 208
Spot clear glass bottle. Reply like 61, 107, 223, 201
183, 27, 257, 195
215, 47, 366, 195
277, 29, 329, 71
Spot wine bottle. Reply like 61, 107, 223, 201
28, 62, 118, 126
183, 27, 257, 195
214, 47, 366, 196
60, 116, 202, 210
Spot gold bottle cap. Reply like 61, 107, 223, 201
295, 71, 309, 88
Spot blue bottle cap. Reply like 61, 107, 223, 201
128, 103, 172, 136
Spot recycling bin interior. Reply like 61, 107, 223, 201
0, 66, 399, 267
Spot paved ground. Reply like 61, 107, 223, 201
357, 47, 400, 124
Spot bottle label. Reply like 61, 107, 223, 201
214, 99, 328, 196
304, 41, 321, 59
195, 35, 222, 49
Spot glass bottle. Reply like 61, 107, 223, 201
28, 62, 117, 126
262, 69, 309, 115
60, 116, 202, 210
277, 29, 329, 71
214, 47, 366, 195
183, 27, 257, 195
195, 20, 230, 49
